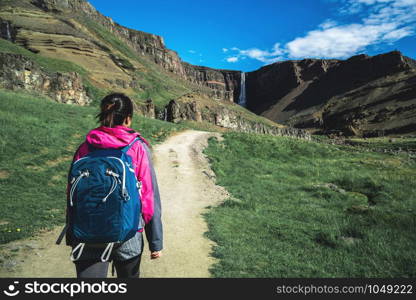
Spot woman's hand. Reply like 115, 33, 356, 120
150, 251, 162, 259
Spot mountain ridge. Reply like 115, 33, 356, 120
0, 0, 415, 136
246, 50, 416, 136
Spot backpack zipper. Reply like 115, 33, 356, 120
69, 170, 89, 206
71, 156, 129, 201
102, 171, 119, 203
107, 157, 129, 200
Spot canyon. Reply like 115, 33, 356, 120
0, 0, 415, 137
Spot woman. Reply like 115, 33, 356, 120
66, 93, 163, 278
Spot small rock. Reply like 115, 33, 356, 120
2, 259, 18, 270
340, 236, 360, 246
9, 245, 21, 252
24, 242, 40, 250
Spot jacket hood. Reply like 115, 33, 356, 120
86, 125, 149, 149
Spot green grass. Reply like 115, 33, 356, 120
204, 132, 416, 277
0, 89, 186, 244
348, 137, 416, 153
77, 17, 193, 108
0, 38, 87, 76
177, 120, 226, 132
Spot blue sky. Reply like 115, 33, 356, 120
88, 0, 416, 72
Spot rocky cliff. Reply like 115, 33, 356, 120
0, 52, 90, 105
246, 59, 339, 117
162, 94, 311, 139
1, 0, 415, 137
1, 0, 293, 139
182, 63, 241, 102
246, 51, 416, 137
9, 0, 242, 102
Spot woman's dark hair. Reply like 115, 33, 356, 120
96, 93, 133, 127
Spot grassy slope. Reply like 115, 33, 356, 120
0, 17, 189, 108
0, 38, 87, 75
348, 137, 416, 153
0, 36, 282, 134
76, 17, 200, 109
0, 7, 285, 128
0, 0, 190, 107
0, 89, 186, 244
178, 93, 286, 129
75, 17, 262, 118
204, 132, 416, 277
0, 38, 106, 103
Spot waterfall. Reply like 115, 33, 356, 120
238, 72, 246, 107
164, 108, 167, 121
4, 22, 11, 41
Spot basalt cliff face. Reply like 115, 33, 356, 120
245, 52, 416, 137
182, 63, 241, 102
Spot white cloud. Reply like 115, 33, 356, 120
288, 0, 416, 58
226, 56, 239, 63
356, 0, 393, 4
319, 19, 338, 29
364, 0, 416, 25
188, 50, 196, 54
340, 0, 394, 14
223, 0, 416, 63
286, 22, 399, 58
382, 26, 414, 41
225, 43, 284, 64
222, 48, 228, 53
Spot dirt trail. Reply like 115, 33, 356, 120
0, 130, 228, 278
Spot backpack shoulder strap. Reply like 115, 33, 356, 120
86, 141, 97, 152
121, 137, 141, 153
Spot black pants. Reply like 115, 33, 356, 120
75, 254, 142, 278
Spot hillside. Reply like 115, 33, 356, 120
0, 0, 297, 137
246, 52, 416, 137
0, 0, 243, 105
0, 0, 415, 138
0, 0, 185, 103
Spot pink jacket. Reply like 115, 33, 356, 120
68, 125, 163, 252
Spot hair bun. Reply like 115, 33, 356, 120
97, 93, 133, 128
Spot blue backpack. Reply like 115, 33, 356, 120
57, 137, 142, 262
